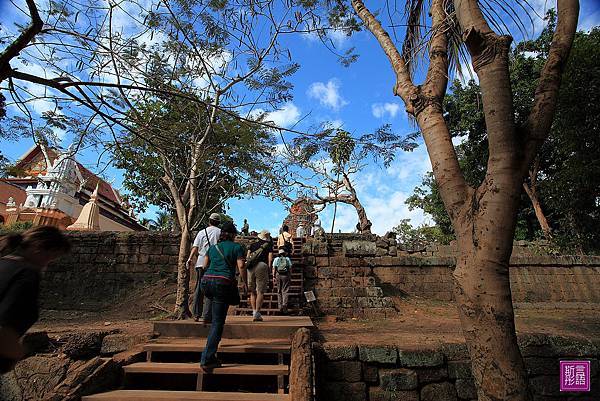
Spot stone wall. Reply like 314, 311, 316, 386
42, 231, 180, 310
315, 335, 600, 401
42, 231, 600, 313
302, 235, 600, 317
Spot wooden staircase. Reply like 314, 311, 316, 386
82, 316, 313, 401
236, 237, 306, 316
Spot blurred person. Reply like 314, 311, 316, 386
241, 219, 249, 235
277, 224, 294, 255
272, 248, 292, 314
200, 221, 247, 371
0, 226, 71, 373
246, 230, 273, 322
187, 213, 221, 323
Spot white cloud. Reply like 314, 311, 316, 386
386, 145, 432, 181
322, 119, 344, 129
307, 79, 348, 111
302, 28, 350, 49
371, 102, 401, 119
249, 103, 301, 128
328, 29, 350, 48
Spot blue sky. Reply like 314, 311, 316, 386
1, 0, 599, 236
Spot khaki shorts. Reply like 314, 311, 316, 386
248, 261, 269, 293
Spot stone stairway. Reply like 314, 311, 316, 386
236, 237, 306, 316
82, 316, 313, 401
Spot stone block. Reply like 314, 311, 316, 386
325, 361, 362, 382
13, 356, 72, 399
304, 266, 317, 278
322, 381, 367, 401
369, 387, 418, 401
340, 297, 358, 308
362, 363, 378, 382
455, 379, 477, 399
100, 333, 151, 355
322, 344, 358, 361
379, 368, 418, 391
359, 345, 398, 364
421, 382, 458, 401
313, 242, 329, 256
366, 287, 384, 297
61, 332, 109, 360
343, 240, 376, 257
376, 247, 388, 256
339, 287, 356, 297
415, 366, 448, 384
398, 349, 444, 367
316, 257, 330, 267
447, 360, 473, 379
376, 237, 390, 248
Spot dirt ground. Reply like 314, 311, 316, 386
315, 298, 600, 348
34, 286, 600, 348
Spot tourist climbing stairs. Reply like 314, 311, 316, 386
82, 316, 313, 401
236, 237, 306, 316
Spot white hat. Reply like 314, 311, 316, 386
278, 249, 286, 255
209, 213, 221, 221
258, 230, 271, 241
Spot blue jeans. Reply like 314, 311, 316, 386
193, 267, 212, 321
200, 278, 231, 365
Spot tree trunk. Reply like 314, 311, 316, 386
341, 173, 372, 234
174, 228, 192, 319
452, 189, 531, 401
350, 0, 577, 399
351, 197, 372, 234
523, 183, 552, 239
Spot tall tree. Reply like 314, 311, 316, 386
112, 95, 278, 318
277, 126, 417, 233
407, 22, 600, 253
299, 0, 579, 399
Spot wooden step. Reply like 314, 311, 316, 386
144, 339, 290, 355
153, 316, 313, 338
124, 362, 289, 376
82, 390, 290, 401
234, 308, 301, 314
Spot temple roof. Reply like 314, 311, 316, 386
13, 145, 122, 205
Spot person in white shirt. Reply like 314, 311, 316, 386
187, 213, 221, 322
296, 223, 306, 238
311, 217, 323, 237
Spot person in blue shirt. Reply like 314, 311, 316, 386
200, 221, 247, 370
272, 248, 292, 314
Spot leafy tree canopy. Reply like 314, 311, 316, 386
111, 95, 275, 230
405, 18, 600, 252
